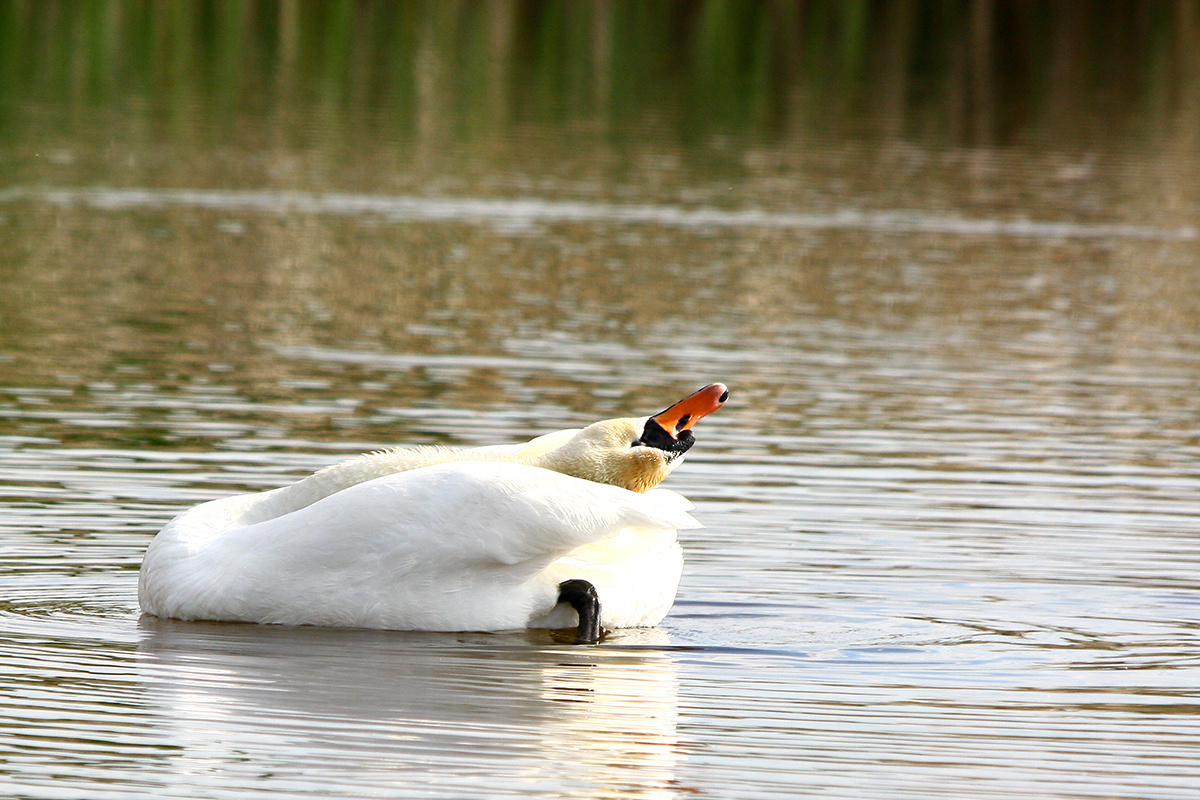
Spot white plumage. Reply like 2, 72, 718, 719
138, 383, 727, 639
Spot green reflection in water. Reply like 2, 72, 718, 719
1, 0, 1197, 145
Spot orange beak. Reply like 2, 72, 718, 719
651, 383, 729, 438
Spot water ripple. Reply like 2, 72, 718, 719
4, 185, 1195, 241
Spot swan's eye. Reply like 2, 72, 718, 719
631, 439, 643, 448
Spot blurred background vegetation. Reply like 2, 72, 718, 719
2, 0, 1199, 149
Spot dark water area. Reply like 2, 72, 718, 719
3, 2, 1200, 798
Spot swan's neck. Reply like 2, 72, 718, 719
257, 434, 665, 522
261, 447, 507, 519
527, 448, 669, 493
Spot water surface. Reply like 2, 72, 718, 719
3, 4, 1200, 798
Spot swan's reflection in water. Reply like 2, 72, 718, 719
137, 617, 681, 798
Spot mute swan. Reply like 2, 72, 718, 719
138, 384, 728, 643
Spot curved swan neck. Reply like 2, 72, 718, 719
263, 447, 486, 519
528, 444, 668, 493
260, 420, 668, 520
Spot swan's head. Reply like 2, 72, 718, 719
538, 383, 729, 493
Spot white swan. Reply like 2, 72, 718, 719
138, 384, 728, 642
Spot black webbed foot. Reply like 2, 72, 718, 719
557, 579, 603, 644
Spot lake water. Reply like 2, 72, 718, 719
4, 5, 1200, 798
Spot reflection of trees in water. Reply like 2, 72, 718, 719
2, 2, 1197, 452
3, 1, 1200, 146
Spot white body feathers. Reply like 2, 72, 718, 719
138, 459, 699, 632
